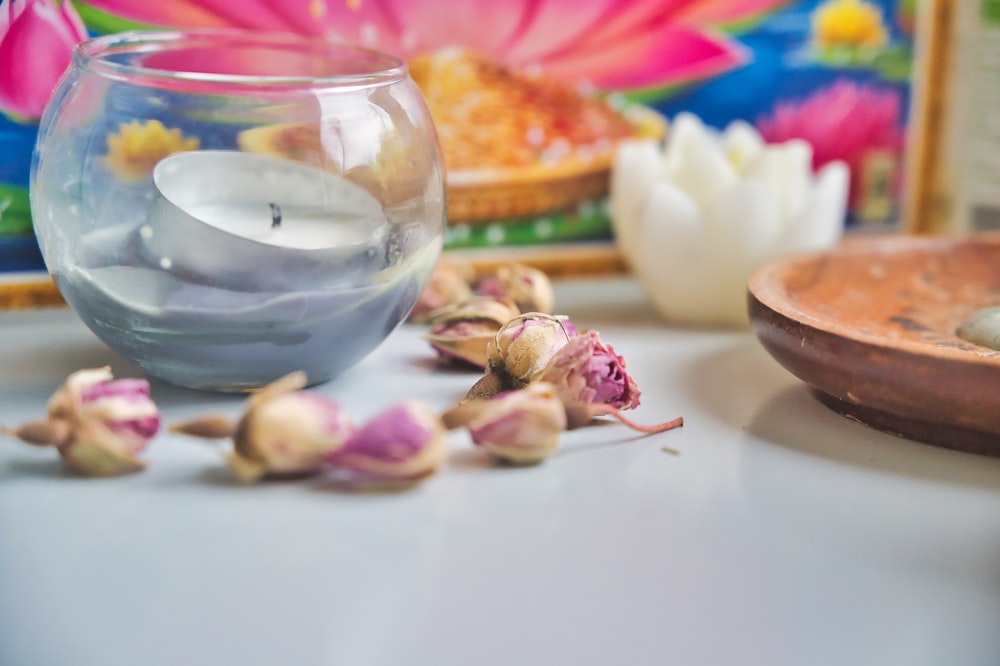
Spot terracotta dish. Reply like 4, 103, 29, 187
748, 233, 1000, 458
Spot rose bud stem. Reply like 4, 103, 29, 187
1, 419, 73, 447
463, 373, 506, 402
170, 415, 238, 440
565, 404, 684, 434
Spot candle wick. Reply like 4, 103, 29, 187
269, 203, 282, 229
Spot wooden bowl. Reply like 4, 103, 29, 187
748, 233, 1000, 457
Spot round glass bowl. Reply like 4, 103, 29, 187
31, 29, 445, 391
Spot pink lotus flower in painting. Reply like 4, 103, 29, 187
0, 0, 88, 120
756, 80, 903, 209
81, 0, 790, 93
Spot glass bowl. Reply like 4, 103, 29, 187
31, 29, 445, 391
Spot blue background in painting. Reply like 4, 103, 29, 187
0, 119, 43, 271
0, 0, 912, 272
0, 123, 33, 187
654, 0, 912, 128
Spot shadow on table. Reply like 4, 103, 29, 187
680, 339, 1000, 593
748, 385, 1000, 490
2, 456, 79, 480
677, 336, 793, 431
680, 338, 1000, 489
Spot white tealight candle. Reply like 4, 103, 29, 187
181, 202, 376, 250
144, 150, 388, 289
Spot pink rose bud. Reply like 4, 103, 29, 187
408, 257, 473, 323
541, 329, 641, 410
466, 313, 576, 400
3, 367, 161, 477
426, 317, 499, 369
424, 296, 521, 369
171, 372, 356, 483
475, 263, 554, 314
326, 401, 447, 483
449, 382, 567, 465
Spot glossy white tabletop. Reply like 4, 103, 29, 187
1, 277, 998, 666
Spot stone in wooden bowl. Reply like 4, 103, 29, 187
748, 233, 1000, 458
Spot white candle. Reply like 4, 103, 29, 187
181, 202, 377, 250
144, 150, 388, 289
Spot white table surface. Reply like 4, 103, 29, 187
1, 277, 998, 666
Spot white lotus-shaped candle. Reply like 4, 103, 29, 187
610, 113, 849, 327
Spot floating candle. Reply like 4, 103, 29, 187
53, 150, 440, 390
144, 150, 388, 290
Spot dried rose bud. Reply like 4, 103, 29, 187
408, 257, 473, 323
426, 318, 498, 370
2, 367, 161, 477
172, 372, 356, 483
475, 263, 554, 314
326, 401, 447, 483
445, 382, 566, 465
540, 329, 641, 411
466, 313, 576, 400
424, 296, 520, 369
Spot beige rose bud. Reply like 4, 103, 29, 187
446, 382, 567, 465
424, 296, 520, 368
172, 372, 356, 483
476, 263, 554, 314
3, 367, 161, 477
466, 313, 576, 400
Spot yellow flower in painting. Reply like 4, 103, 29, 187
813, 0, 888, 50
105, 119, 200, 181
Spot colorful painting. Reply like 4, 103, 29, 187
0, 0, 914, 273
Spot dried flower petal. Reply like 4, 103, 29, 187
76, 377, 161, 450
60, 418, 151, 477
326, 401, 447, 482
476, 263, 554, 314
46, 366, 114, 420
540, 329, 641, 410
171, 372, 356, 483
3, 367, 161, 477
408, 257, 473, 323
448, 382, 566, 465
467, 313, 576, 399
